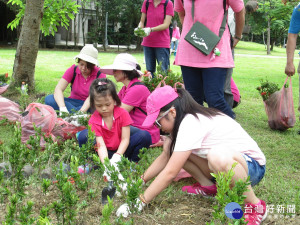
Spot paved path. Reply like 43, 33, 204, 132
235, 53, 286, 59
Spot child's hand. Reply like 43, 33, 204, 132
116, 198, 145, 218
110, 153, 122, 168
103, 169, 110, 182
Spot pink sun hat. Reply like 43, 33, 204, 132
142, 85, 179, 127
100, 53, 143, 76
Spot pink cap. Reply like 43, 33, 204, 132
142, 86, 178, 127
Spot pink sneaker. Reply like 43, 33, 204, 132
244, 200, 267, 225
181, 182, 217, 197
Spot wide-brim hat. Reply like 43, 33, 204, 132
74, 44, 98, 66
100, 53, 143, 76
142, 86, 179, 127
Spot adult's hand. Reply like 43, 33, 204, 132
59, 106, 69, 116
143, 28, 151, 37
285, 63, 295, 76
134, 27, 139, 36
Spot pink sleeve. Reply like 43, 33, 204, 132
120, 110, 133, 127
141, 0, 146, 13
174, 0, 184, 13
166, 0, 174, 16
122, 86, 149, 107
228, 0, 244, 12
118, 86, 126, 101
62, 64, 76, 83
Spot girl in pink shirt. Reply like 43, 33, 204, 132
170, 20, 180, 56
77, 78, 151, 179
116, 86, 267, 225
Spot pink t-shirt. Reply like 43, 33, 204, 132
172, 27, 181, 40
141, 0, 174, 48
62, 64, 106, 101
89, 107, 133, 150
118, 78, 160, 144
174, 0, 244, 68
174, 114, 266, 166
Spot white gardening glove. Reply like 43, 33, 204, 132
110, 153, 122, 168
142, 27, 151, 37
64, 113, 88, 126
59, 106, 69, 116
116, 198, 146, 218
134, 27, 139, 36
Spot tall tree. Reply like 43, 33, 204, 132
246, 0, 295, 54
7, 0, 79, 93
9, 0, 44, 93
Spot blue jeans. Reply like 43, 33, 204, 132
243, 154, 266, 186
181, 66, 235, 118
144, 46, 170, 76
44, 94, 84, 113
171, 40, 178, 56
77, 126, 152, 162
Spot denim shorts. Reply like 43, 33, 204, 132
243, 154, 266, 186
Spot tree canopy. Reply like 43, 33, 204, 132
7, 0, 79, 36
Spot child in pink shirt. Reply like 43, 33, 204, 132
116, 86, 267, 225
77, 78, 151, 180
170, 20, 180, 56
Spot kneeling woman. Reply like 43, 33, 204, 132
117, 86, 267, 225
45, 45, 106, 115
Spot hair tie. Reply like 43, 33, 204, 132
98, 81, 107, 86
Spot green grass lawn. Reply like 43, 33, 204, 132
0, 41, 300, 219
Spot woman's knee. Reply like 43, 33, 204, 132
45, 95, 57, 108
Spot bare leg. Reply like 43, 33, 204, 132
207, 149, 260, 204
183, 158, 213, 186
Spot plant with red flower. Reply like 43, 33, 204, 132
256, 79, 280, 101
0, 73, 9, 84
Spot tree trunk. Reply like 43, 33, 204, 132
267, 18, 271, 55
81, 8, 86, 46
9, 0, 44, 93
